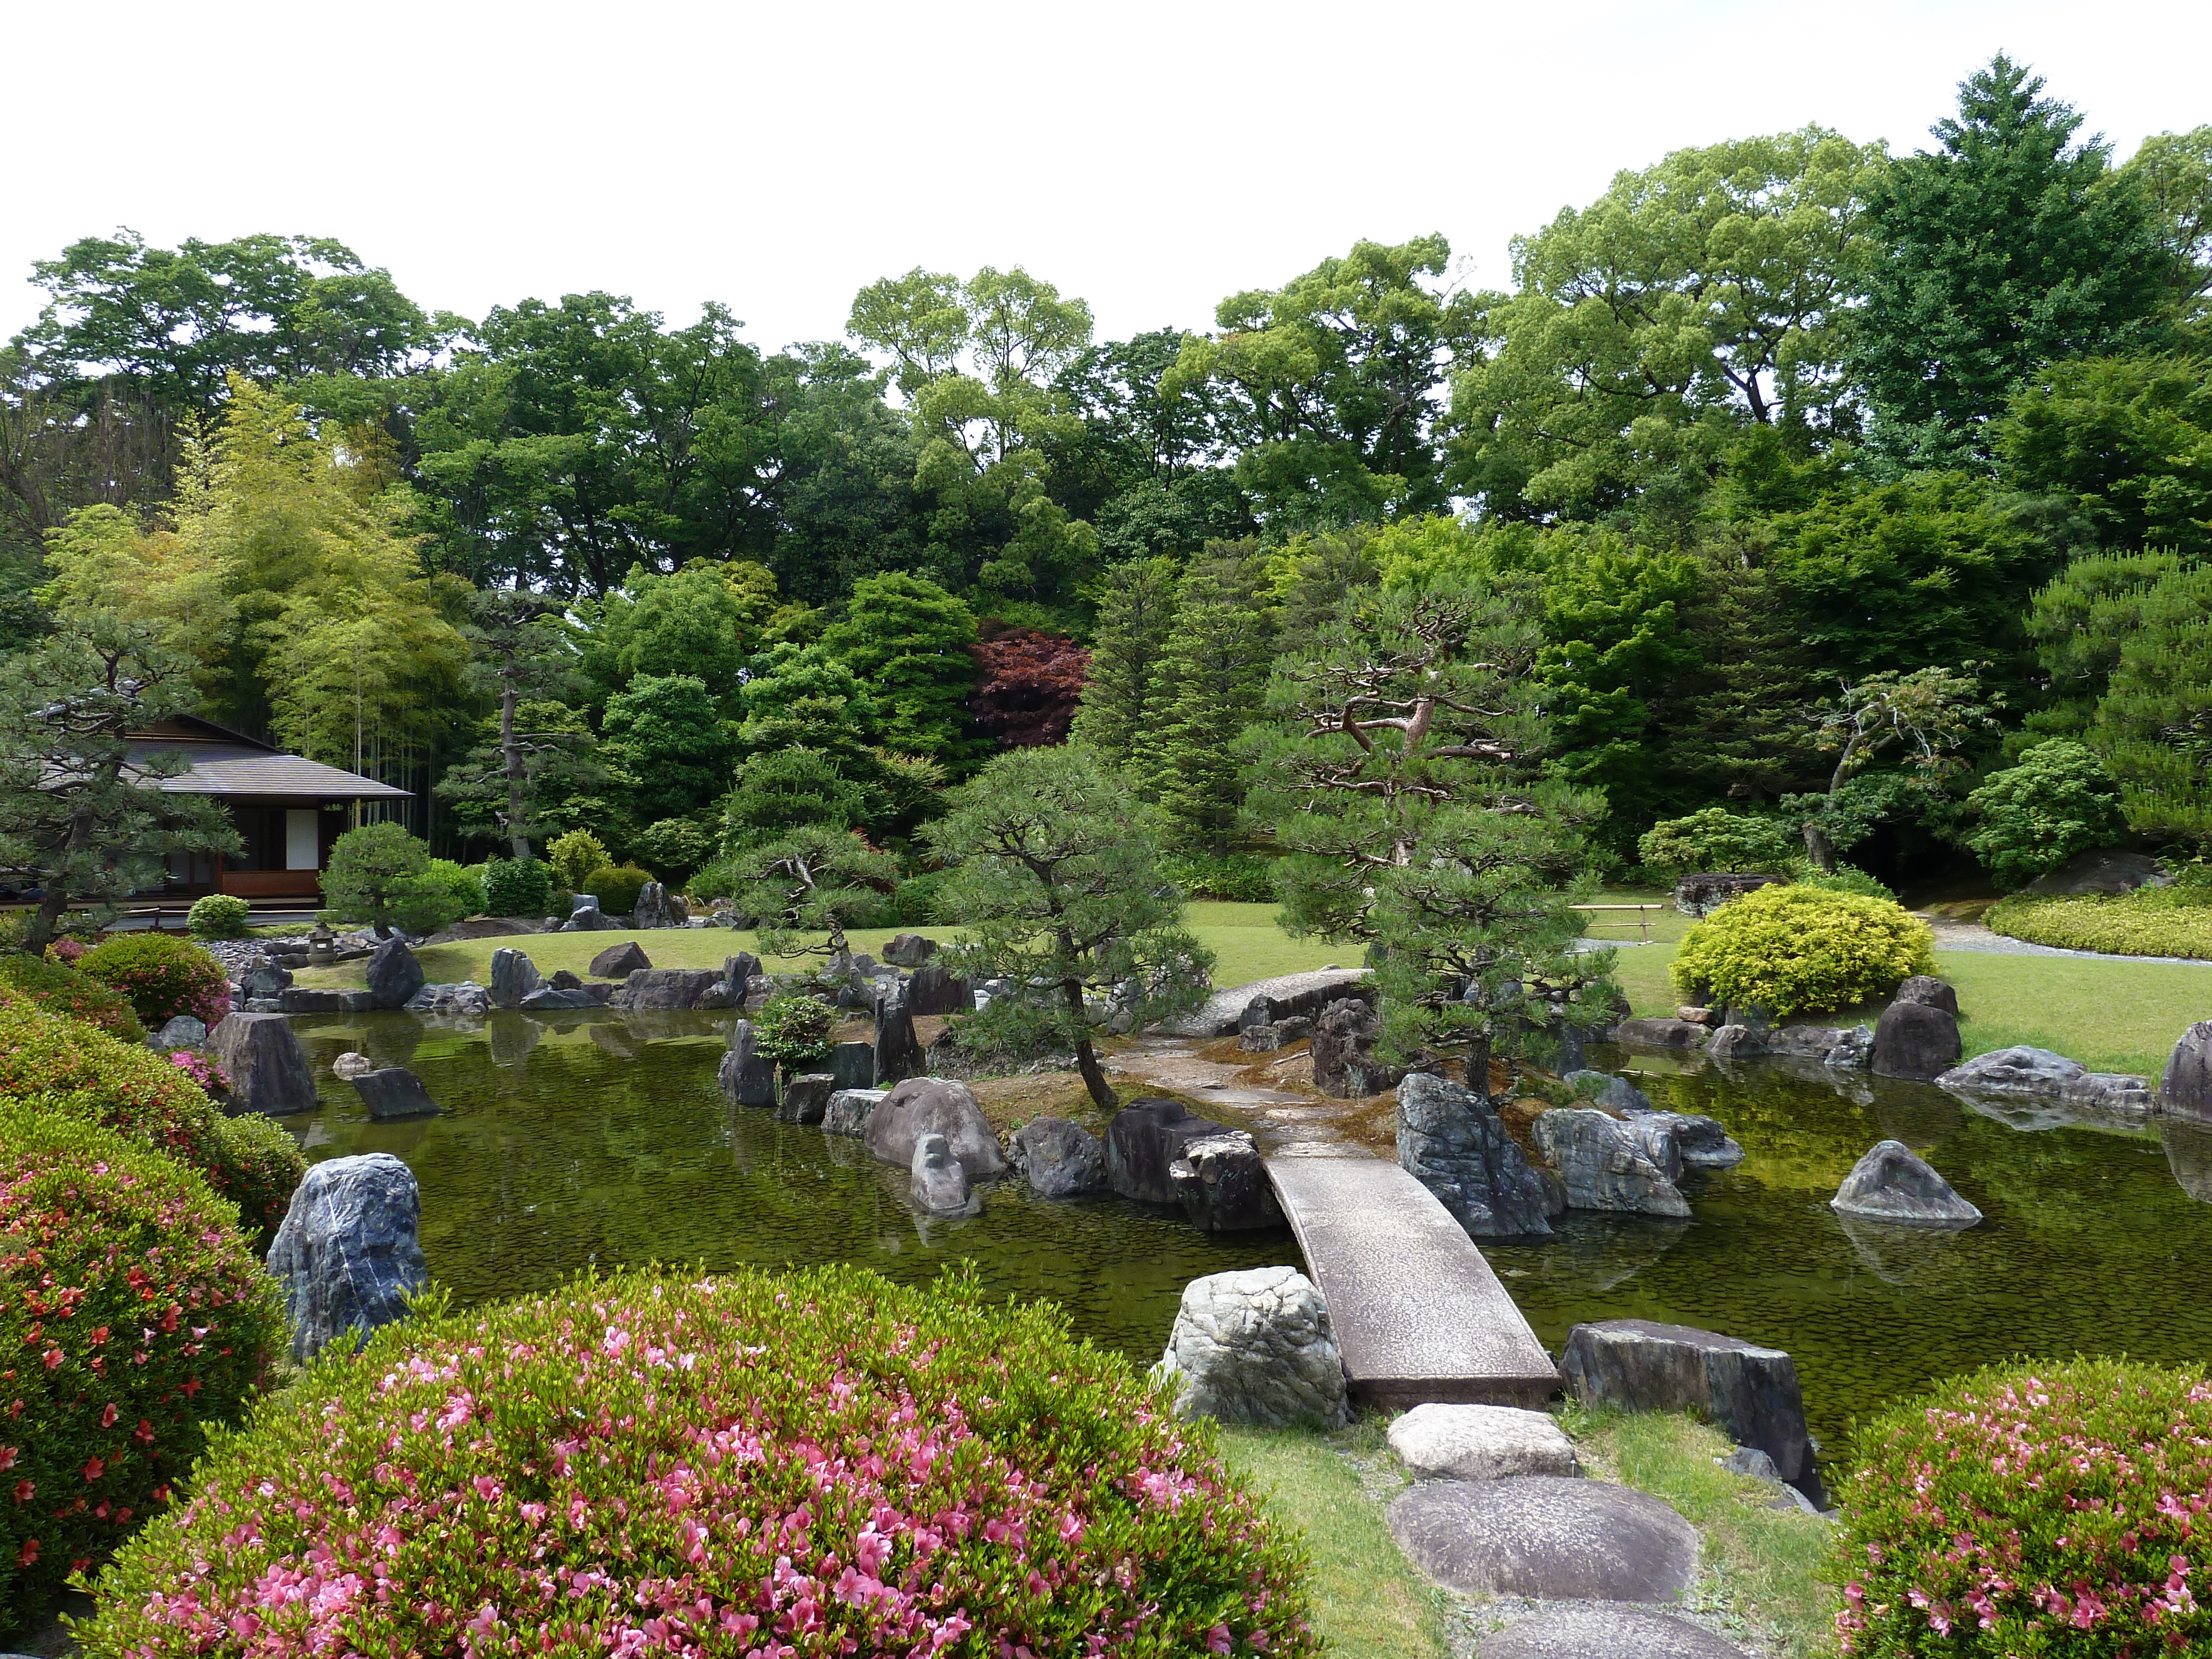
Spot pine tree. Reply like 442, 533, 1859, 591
2089, 564, 2212, 840
817, 571, 981, 771
1669, 553, 1825, 804
1068, 556, 1178, 766
1149, 549, 1276, 851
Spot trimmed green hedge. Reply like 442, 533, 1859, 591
1985, 889, 2212, 959
1671, 884, 1935, 1015
0, 953, 142, 1040
0, 1106, 284, 1634
77, 1265, 1321, 1658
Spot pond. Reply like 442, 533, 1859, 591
280, 1010, 2212, 1483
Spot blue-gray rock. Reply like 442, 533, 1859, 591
1157, 1266, 1347, 1429
1624, 1116, 1684, 1182
277, 987, 346, 1013
1396, 1073, 1552, 1239
405, 980, 491, 1016
152, 1014, 207, 1050
873, 981, 922, 1084
1107, 1097, 1234, 1205
906, 962, 971, 1017
1645, 1111, 1744, 1168
1872, 1000, 1961, 1082
1162, 968, 1370, 1039
1169, 1129, 1282, 1232
910, 1131, 976, 1215
883, 932, 940, 967
1942, 1045, 2154, 1117
1831, 1140, 1981, 1228
488, 947, 540, 1009
718, 1020, 776, 1107
1564, 1070, 1653, 1115
210, 1012, 319, 1115
1478, 1605, 1749, 1659
618, 968, 723, 1010
519, 986, 599, 1011
265, 1153, 428, 1363
723, 951, 761, 988
1893, 974, 1959, 1016
1312, 996, 1403, 1098
2168, 1023, 2212, 1124
1534, 1109, 1690, 1218
776, 1072, 833, 1125
589, 941, 651, 978
1561, 1318, 1822, 1506
632, 881, 682, 930
1612, 1016, 1710, 1050
825, 1087, 886, 1137
865, 1076, 1006, 1178
1008, 1116, 1107, 1197
560, 894, 621, 932
826, 1040, 875, 1093
365, 939, 425, 1010
351, 1067, 439, 1120
1388, 1477, 1699, 1601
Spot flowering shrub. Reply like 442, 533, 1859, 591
48, 936, 89, 966
184, 894, 252, 940
76, 933, 231, 1029
0, 1106, 284, 1634
0, 952, 142, 1040
1671, 883, 1935, 1015
0, 1004, 302, 1243
79, 1264, 1318, 1658
1835, 1358, 2212, 1656
165, 1050, 228, 1093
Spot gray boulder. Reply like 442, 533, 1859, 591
487, 947, 540, 1009
276, 987, 346, 1014
1704, 1024, 1764, 1061
590, 941, 652, 978
1672, 871, 1787, 917
619, 968, 724, 1010
1612, 1016, 1710, 1050
1387, 1477, 1699, 1601
1893, 974, 1959, 1016
1156, 1266, 1348, 1428
1107, 1097, 1235, 1205
1872, 1000, 1961, 1081
1008, 1116, 1107, 1197
1561, 1318, 1822, 1505
405, 981, 491, 1016
210, 1013, 319, 1115
827, 1040, 876, 1093
864, 1076, 1007, 1178
825, 1087, 888, 1138
1168, 1130, 1282, 1232
1478, 1605, 1750, 1659
632, 881, 682, 929
560, 894, 622, 931
365, 939, 425, 1010
722, 951, 761, 988
1396, 1073, 1552, 1238
152, 1014, 208, 1050
873, 980, 922, 1084
1387, 1402, 1581, 1481
350, 1067, 439, 1120
1766, 1022, 1876, 1070
2163, 1022, 2212, 1123
519, 987, 598, 1011
1832, 1140, 1982, 1228
1645, 1112, 1744, 1168
1534, 1109, 1691, 1218
1564, 1070, 1653, 1115
1161, 968, 1369, 1039
910, 1131, 977, 1216
776, 1072, 833, 1126
238, 962, 293, 1000
1239, 1016, 1313, 1052
883, 932, 940, 968
1312, 996, 1404, 1097
906, 962, 972, 1017
1940, 1045, 2154, 1117
717, 1020, 776, 1107
332, 1050, 373, 1079
1624, 1116, 1684, 1182
264, 1153, 428, 1363
2023, 846, 2171, 896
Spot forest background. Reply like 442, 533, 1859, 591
6, 55, 2212, 902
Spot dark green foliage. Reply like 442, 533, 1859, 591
1997, 353, 2212, 559
1068, 555, 1178, 767
1635, 808, 1800, 877
1851, 55, 2183, 462
0, 952, 142, 1039
185, 893, 251, 939
580, 862, 654, 915
628, 818, 716, 886
729, 827, 900, 963
320, 822, 469, 938
1964, 739, 2128, 888
1160, 853, 1277, 902
1668, 553, 1826, 802
753, 993, 837, 1069
478, 856, 554, 919
599, 672, 734, 828
1794, 864, 1897, 901
2085, 564, 2212, 841
722, 748, 869, 846
1144, 546, 1276, 850
817, 572, 981, 770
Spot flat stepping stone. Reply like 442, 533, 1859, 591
1389, 1403, 1582, 1481
1478, 1603, 1747, 1659
1387, 1477, 1698, 1601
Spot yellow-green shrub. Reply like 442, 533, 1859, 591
1670, 884, 1934, 1015
1985, 890, 2212, 959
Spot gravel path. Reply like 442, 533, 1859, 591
1920, 915, 2212, 966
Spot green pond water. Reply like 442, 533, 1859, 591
283, 1010, 2212, 1477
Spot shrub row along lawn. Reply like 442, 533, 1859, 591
1986, 890, 2212, 960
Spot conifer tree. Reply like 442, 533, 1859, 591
1068, 556, 1178, 768
1148, 547, 1276, 851
1670, 554, 1825, 803
817, 571, 982, 772
2088, 564, 2212, 840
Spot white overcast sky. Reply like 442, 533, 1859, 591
4, 0, 2208, 356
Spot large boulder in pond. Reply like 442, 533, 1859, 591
717, 1020, 775, 1107
825, 1088, 886, 1138
1892, 974, 1958, 1017
1397, 1073, 1552, 1239
1168, 1129, 1281, 1232
1157, 1266, 1348, 1428
351, 1067, 439, 1120
1831, 1140, 1981, 1228
487, 947, 540, 1009
1107, 1097, 1234, 1205
864, 1077, 1006, 1179
1939, 1046, 2153, 1115
264, 1153, 428, 1363
589, 940, 652, 978
2163, 1022, 2212, 1124
1533, 1109, 1690, 1218
873, 980, 921, 1084
910, 1131, 977, 1217
1612, 1016, 1710, 1051
1872, 1000, 1961, 1082
776, 1072, 833, 1126
1008, 1116, 1107, 1197
618, 968, 723, 1010
365, 938, 425, 1010
1559, 1318, 1822, 1506
211, 1012, 319, 1115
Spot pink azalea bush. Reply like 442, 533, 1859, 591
76, 1264, 1318, 1658
76, 934, 231, 1030
1835, 1358, 2212, 1655
165, 1050, 228, 1094
0, 1105, 284, 1636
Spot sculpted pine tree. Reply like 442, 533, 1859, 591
1245, 576, 1612, 1077
436, 587, 597, 858
731, 826, 900, 967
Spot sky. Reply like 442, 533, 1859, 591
4, 0, 2208, 356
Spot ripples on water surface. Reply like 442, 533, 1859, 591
285, 1011, 2212, 1473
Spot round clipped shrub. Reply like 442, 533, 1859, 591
755, 991, 837, 1068
77, 1264, 1317, 1658
1670, 883, 1934, 1015
1964, 739, 2128, 891
76, 933, 229, 1029
183, 893, 251, 939
1636, 807, 1799, 878
0, 952, 141, 1040
0, 1105, 285, 1633
423, 857, 487, 924
0, 1003, 302, 1243
1794, 864, 1898, 902
547, 828, 610, 896
480, 855, 555, 919
581, 860, 653, 915
1835, 1358, 2212, 1655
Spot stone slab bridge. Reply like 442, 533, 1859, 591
1265, 1154, 1559, 1410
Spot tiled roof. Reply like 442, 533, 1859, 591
126, 741, 412, 800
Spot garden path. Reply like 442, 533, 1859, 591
1918, 912, 2212, 966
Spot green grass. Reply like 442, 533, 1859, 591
1215, 1422, 1448, 1659
295, 902, 1345, 994
1566, 1405, 1839, 1658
